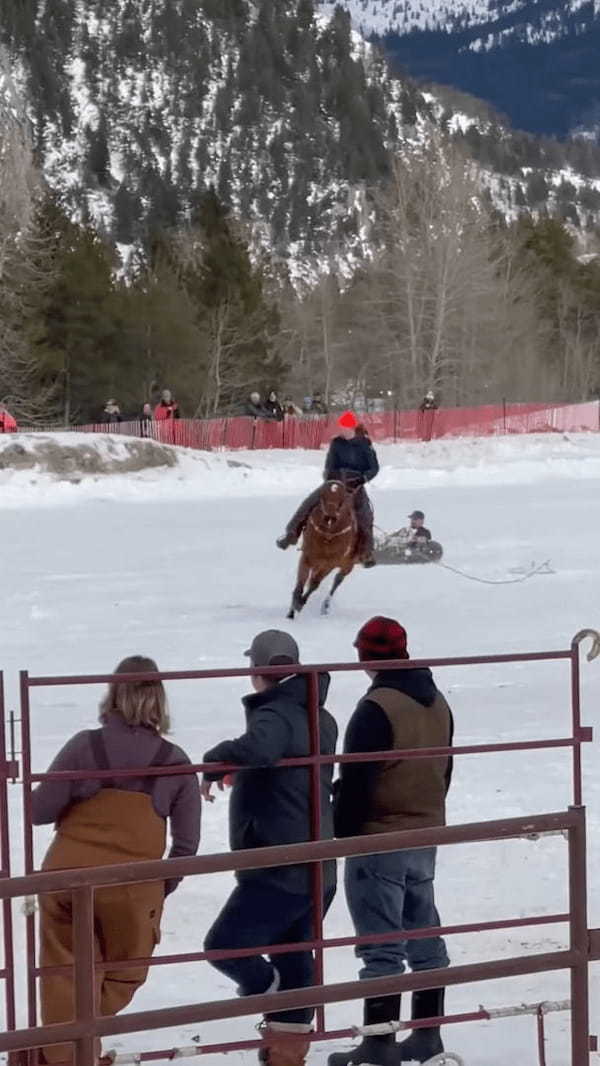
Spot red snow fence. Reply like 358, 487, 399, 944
1, 635, 599, 1064
56, 400, 600, 452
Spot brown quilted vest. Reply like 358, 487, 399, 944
362, 687, 452, 835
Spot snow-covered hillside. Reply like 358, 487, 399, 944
319, 0, 600, 40
321, 0, 600, 139
2, 431, 600, 1063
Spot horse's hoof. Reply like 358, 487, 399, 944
287, 609, 295, 620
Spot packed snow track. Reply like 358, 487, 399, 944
2, 432, 600, 1066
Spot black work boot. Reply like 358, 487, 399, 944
276, 532, 298, 550
328, 995, 401, 1066
398, 988, 445, 1063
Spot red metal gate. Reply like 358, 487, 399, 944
1, 635, 598, 1063
0, 670, 16, 1031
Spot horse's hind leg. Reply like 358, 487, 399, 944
321, 568, 350, 616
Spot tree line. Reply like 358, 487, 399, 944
2, 60, 600, 424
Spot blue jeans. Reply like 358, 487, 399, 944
205, 880, 335, 1023
345, 848, 449, 980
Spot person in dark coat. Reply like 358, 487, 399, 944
419, 391, 438, 413
329, 618, 453, 1066
264, 390, 285, 422
311, 392, 328, 415
202, 630, 337, 1066
277, 411, 379, 566
102, 399, 122, 425
244, 391, 270, 418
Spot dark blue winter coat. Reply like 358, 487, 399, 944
203, 673, 337, 894
324, 436, 379, 483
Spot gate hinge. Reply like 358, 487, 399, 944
579, 726, 594, 743
589, 1034, 598, 1053
588, 928, 600, 961
1, 760, 19, 781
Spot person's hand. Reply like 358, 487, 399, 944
201, 777, 226, 803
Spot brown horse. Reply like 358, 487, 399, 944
287, 480, 361, 619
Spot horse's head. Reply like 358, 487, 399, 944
320, 480, 349, 519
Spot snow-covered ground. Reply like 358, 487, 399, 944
2, 432, 600, 1065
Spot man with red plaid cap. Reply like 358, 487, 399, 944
276, 412, 379, 566
329, 617, 454, 1066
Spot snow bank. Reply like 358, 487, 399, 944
1, 430, 600, 509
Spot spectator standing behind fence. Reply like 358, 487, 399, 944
330, 618, 453, 1066
140, 402, 153, 436
265, 390, 285, 421
31, 656, 201, 1066
102, 398, 122, 424
202, 630, 338, 1066
154, 389, 180, 420
284, 397, 303, 416
311, 392, 328, 415
0, 404, 18, 432
244, 391, 271, 418
419, 391, 438, 413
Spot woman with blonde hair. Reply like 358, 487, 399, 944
32, 656, 201, 1064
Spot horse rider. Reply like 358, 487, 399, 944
277, 411, 379, 568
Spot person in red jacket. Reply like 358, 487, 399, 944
0, 405, 18, 432
154, 389, 180, 421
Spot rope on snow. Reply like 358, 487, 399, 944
437, 559, 554, 586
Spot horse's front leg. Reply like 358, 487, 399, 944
301, 568, 327, 609
322, 566, 352, 615
288, 557, 310, 619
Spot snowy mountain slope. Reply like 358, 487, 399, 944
320, 0, 600, 38
322, 0, 600, 137
3, 0, 600, 276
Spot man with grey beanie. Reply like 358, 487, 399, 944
203, 631, 338, 1066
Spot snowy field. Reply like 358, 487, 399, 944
2, 432, 600, 1065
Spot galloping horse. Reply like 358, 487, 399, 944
287, 479, 362, 619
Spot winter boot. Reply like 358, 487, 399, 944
328, 995, 401, 1066
397, 988, 445, 1063
259, 1022, 312, 1066
277, 533, 298, 550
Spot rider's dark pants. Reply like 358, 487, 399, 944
286, 485, 374, 555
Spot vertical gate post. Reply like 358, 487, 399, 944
0, 671, 16, 1029
308, 670, 325, 1032
20, 670, 38, 1028
570, 644, 583, 807
72, 887, 97, 1066
568, 806, 589, 1066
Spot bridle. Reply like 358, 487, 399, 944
309, 482, 356, 543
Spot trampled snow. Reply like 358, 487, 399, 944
2, 431, 600, 1064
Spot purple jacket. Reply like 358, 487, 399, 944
32, 714, 201, 890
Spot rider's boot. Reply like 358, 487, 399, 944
277, 533, 298, 550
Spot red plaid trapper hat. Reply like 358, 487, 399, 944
354, 616, 408, 661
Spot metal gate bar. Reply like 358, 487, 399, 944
0, 807, 590, 1064
9, 636, 595, 1063
0, 670, 16, 1030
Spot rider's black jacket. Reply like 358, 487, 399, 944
324, 436, 379, 483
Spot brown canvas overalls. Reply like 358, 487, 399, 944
38, 733, 171, 1065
